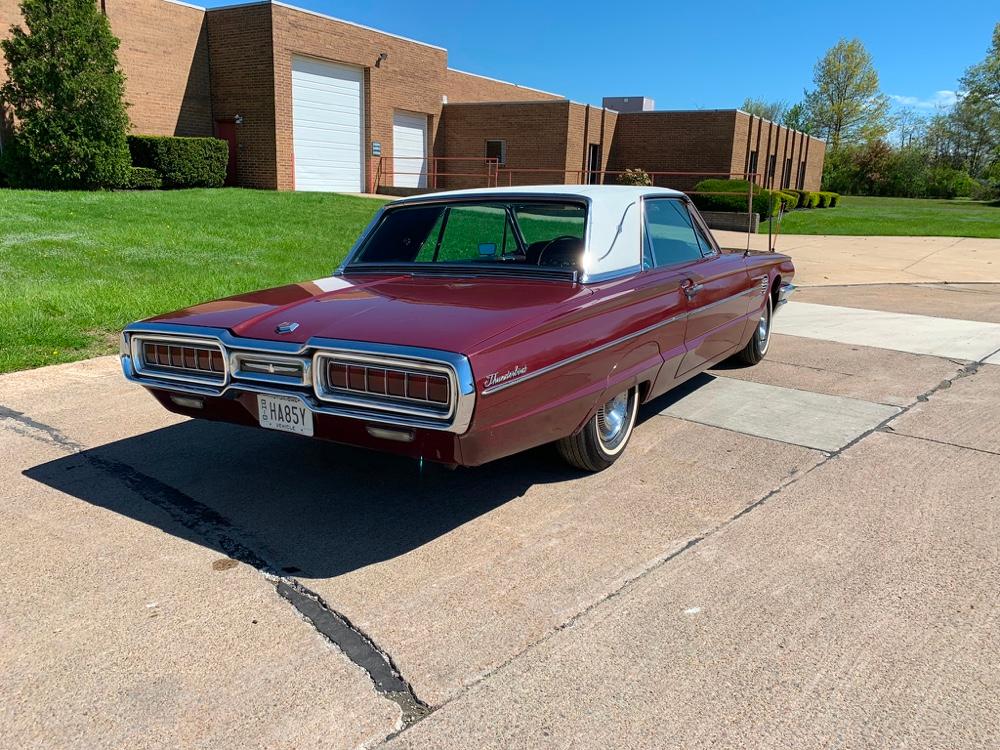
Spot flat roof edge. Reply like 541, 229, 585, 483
204, 0, 447, 51
446, 67, 563, 98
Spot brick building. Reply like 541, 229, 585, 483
0, 0, 824, 193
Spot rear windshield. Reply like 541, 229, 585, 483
349, 200, 587, 273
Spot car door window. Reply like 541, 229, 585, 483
643, 199, 704, 268
687, 207, 718, 257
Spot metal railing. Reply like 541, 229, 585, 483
370, 156, 500, 193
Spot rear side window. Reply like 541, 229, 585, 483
643, 199, 704, 268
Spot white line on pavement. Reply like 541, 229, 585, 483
774, 302, 1000, 361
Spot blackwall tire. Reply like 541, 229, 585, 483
557, 387, 639, 472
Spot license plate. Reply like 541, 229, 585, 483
257, 394, 313, 437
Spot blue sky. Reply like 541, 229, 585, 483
201, 0, 997, 114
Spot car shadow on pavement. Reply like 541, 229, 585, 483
24, 418, 578, 580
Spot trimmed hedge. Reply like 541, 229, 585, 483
800, 191, 820, 208
691, 179, 782, 218
778, 190, 800, 210
122, 166, 162, 190
817, 191, 840, 207
127, 135, 228, 189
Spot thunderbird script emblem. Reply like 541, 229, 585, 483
275, 321, 300, 334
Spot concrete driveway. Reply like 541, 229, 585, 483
2, 281, 999, 748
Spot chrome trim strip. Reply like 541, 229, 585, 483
121, 323, 476, 434
581, 264, 643, 284
481, 309, 688, 396
480, 285, 758, 396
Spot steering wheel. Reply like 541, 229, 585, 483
536, 235, 582, 267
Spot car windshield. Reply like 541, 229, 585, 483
348, 200, 587, 274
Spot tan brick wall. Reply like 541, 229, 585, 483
270, 3, 447, 192
607, 110, 739, 191
105, 0, 213, 136
437, 101, 572, 189
206, 5, 276, 189
565, 103, 617, 183
1, 0, 213, 137
732, 112, 824, 192
443, 68, 562, 103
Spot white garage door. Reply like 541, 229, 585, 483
392, 111, 428, 188
291, 57, 364, 192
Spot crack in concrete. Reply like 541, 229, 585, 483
0, 405, 85, 452
882, 430, 1000, 458
379, 351, 997, 744
4, 405, 430, 731
8, 341, 999, 745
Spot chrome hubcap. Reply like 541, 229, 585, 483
758, 304, 771, 350
597, 392, 630, 446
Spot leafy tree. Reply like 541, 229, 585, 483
782, 102, 813, 134
740, 97, 786, 122
894, 108, 927, 149
0, 0, 131, 188
962, 22, 1000, 105
804, 38, 891, 150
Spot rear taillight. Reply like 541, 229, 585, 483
326, 361, 450, 405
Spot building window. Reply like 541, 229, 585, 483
783, 158, 792, 189
767, 154, 777, 184
485, 139, 506, 166
798, 162, 807, 189
748, 150, 758, 181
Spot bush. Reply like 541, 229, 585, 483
691, 178, 781, 218
778, 190, 800, 209
827, 192, 840, 207
0, 0, 131, 189
816, 191, 835, 208
616, 167, 652, 186
121, 166, 162, 190
128, 135, 228, 188
800, 191, 820, 208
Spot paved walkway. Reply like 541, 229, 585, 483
713, 231, 1000, 286
3, 283, 1000, 748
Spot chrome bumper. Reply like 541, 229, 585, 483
776, 282, 795, 310
120, 322, 477, 434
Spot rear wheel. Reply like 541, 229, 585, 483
735, 293, 772, 365
557, 387, 639, 472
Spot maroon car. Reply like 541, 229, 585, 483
121, 186, 794, 471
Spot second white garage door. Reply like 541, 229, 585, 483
392, 111, 428, 189
291, 57, 364, 192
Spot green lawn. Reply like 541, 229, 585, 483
0, 189, 387, 373
763, 195, 1000, 238
5, 188, 1000, 375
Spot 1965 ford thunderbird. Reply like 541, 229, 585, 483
121, 185, 794, 471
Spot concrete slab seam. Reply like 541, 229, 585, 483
1, 407, 431, 737
379, 351, 999, 744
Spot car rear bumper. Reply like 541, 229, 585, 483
147, 388, 465, 465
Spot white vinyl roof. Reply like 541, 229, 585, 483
389, 185, 687, 281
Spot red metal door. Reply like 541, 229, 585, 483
214, 120, 238, 187
676, 251, 753, 376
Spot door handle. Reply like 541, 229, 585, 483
681, 280, 704, 298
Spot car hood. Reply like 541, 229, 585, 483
149, 274, 592, 353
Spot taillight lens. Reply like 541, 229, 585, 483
326, 361, 449, 406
